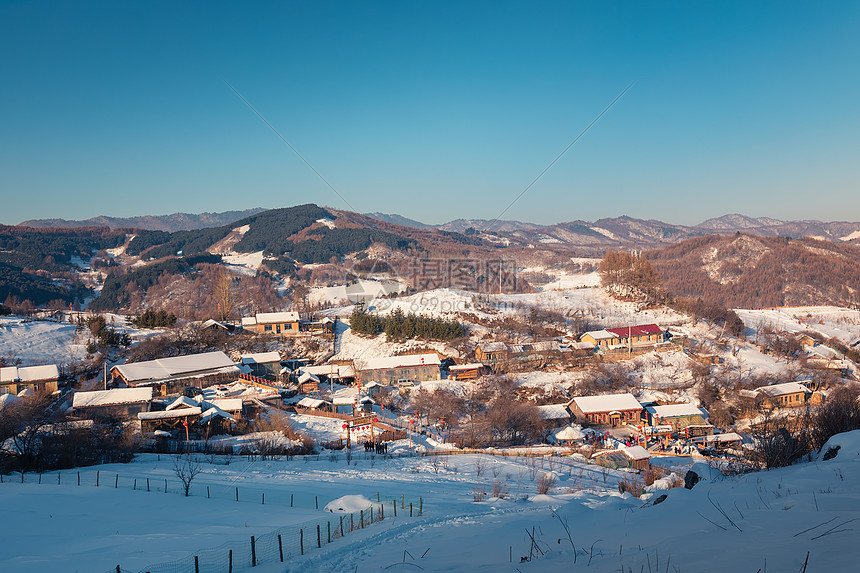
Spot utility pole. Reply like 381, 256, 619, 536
104, 361, 108, 391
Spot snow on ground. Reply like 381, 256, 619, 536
536, 271, 601, 291
222, 250, 264, 275
308, 279, 407, 306
3, 425, 860, 572
0, 314, 157, 366
736, 306, 860, 346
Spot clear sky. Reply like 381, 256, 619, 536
2, 1, 858, 226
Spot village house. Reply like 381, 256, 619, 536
242, 312, 300, 335
593, 445, 651, 472
537, 403, 573, 429
753, 381, 811, 409
72, 387, 153, 419
241, 351, 281, 379
299, 317, 335, 336
695, 432, 743, 451
567, 393, 644, 427
356, 353, 441, 386
447, 363, 488, 381
111, 351, 240, 396
645, 403, 712, 437
580, 324, 666, 350
475, 342, 509, 364
0, 364, 60, 395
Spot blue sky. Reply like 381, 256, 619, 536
2, 1, 858, 226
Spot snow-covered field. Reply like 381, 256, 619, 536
2, 430, 859, 573
736, 306, 860, 346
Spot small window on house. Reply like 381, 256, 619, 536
264, 324, 272, 332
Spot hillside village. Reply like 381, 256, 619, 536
3, 223, 860, 572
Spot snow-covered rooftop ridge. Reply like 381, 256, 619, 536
448, 363, 485, 371
646, 403, 707, 418
241, 351, 281, 364
72, 388, 153, 408
570, 393, 643, 413
537, 404, 571, 419
582, 329, 616, 340
477, 342, 507, 352
113, 351, 237, 382
208, 398, 243, 412
754, 381, 811, 396
241, 317, 257, 327
358, 353, 441, 371
0, 364, 59, 383
138, 407, 202, 420
255, 311, 299, 323
621, 445, 650, 460
297, 397, 327, 408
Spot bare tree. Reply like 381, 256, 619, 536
173, 454, 202, 496
213, 269, 236, 322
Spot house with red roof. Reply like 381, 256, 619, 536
579, 324, 666, 350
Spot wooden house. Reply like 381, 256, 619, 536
138, 405, 202, 434
447, 363, 488, 381
567, 393, 644, 427
695, 432, 743, 451
242, 312, 300, 335
300, 317, 335, 335
645, 404, 711, 435
72, 387, 153, 419
0, 364, 60, 395
356, 353, 441, 386
593, 445, 650, 472
475, 342, 509, 364
580, 324, 666, 350
753, 382, 810, 409
111, 351, 239, 396
241, 351, 281, 379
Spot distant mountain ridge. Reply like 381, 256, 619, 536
19, 208, 267, 232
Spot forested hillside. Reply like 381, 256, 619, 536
646, 233, 860, 308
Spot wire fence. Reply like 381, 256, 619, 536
105, 492, 421, 573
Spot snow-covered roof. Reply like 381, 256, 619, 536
255, 312, 299, 324
621, 445, 650, 460
208, 398, 242, 412
331, 388, 359, 405
555, 425, 585, 441
537, 404, 571, 420
478, 342, 507, 352
581, 329, 616, 341
241, 317, 257, 327
241, 351, 281, 364
200, 407, 235, 424
1, 364, 59, 383
301, 364, 354, 378
755, 382, 810, 397
297, 397, 326, 409
166, 396, 200, 410
448, 363, 485, 371
570, 394, 643, 414
72, 388, 153, 409
570, 341, 595, 350
703, 432, 743, 443
646, 404, 708, 419
138, 407, 202, 420
359, 353, 441, 371
298, 371, 320, 384
113, 351, 237, 382
201, 319, 228, 330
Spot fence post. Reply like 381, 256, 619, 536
327, 521, 331, 543
116, 565, 120, 573
278, 534, 283, 562
134, 479, 137, 490
419, 497, 423, 515
207, 486, 210, 499
236, 487, 239, 502
262, 493, 265, 504
401, 494, 404, 509
251, 536, 256, 567
194, 555, 199, 573
410, 502, 412, 517
96, 470, 99, 487
350, 514, 354, 532
317, 524, 321, 548
370, 506, 373, 523
147, 478, 150, 492
300, 528, 304, 555
115, 474, 118, 488
228, 549, 232, 573
291, 493, 293, 507
340, 516, 344, 537
77, 472, 80, 486
315, 495, 318, 509
377, 491, 380, 502
393, 500, 396, 517
164, 478, 167, 493
360, 510, 364, 529
381, 503, 384, 520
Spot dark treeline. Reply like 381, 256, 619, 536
350, 307, 464, 341
130, 308, 178, 328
